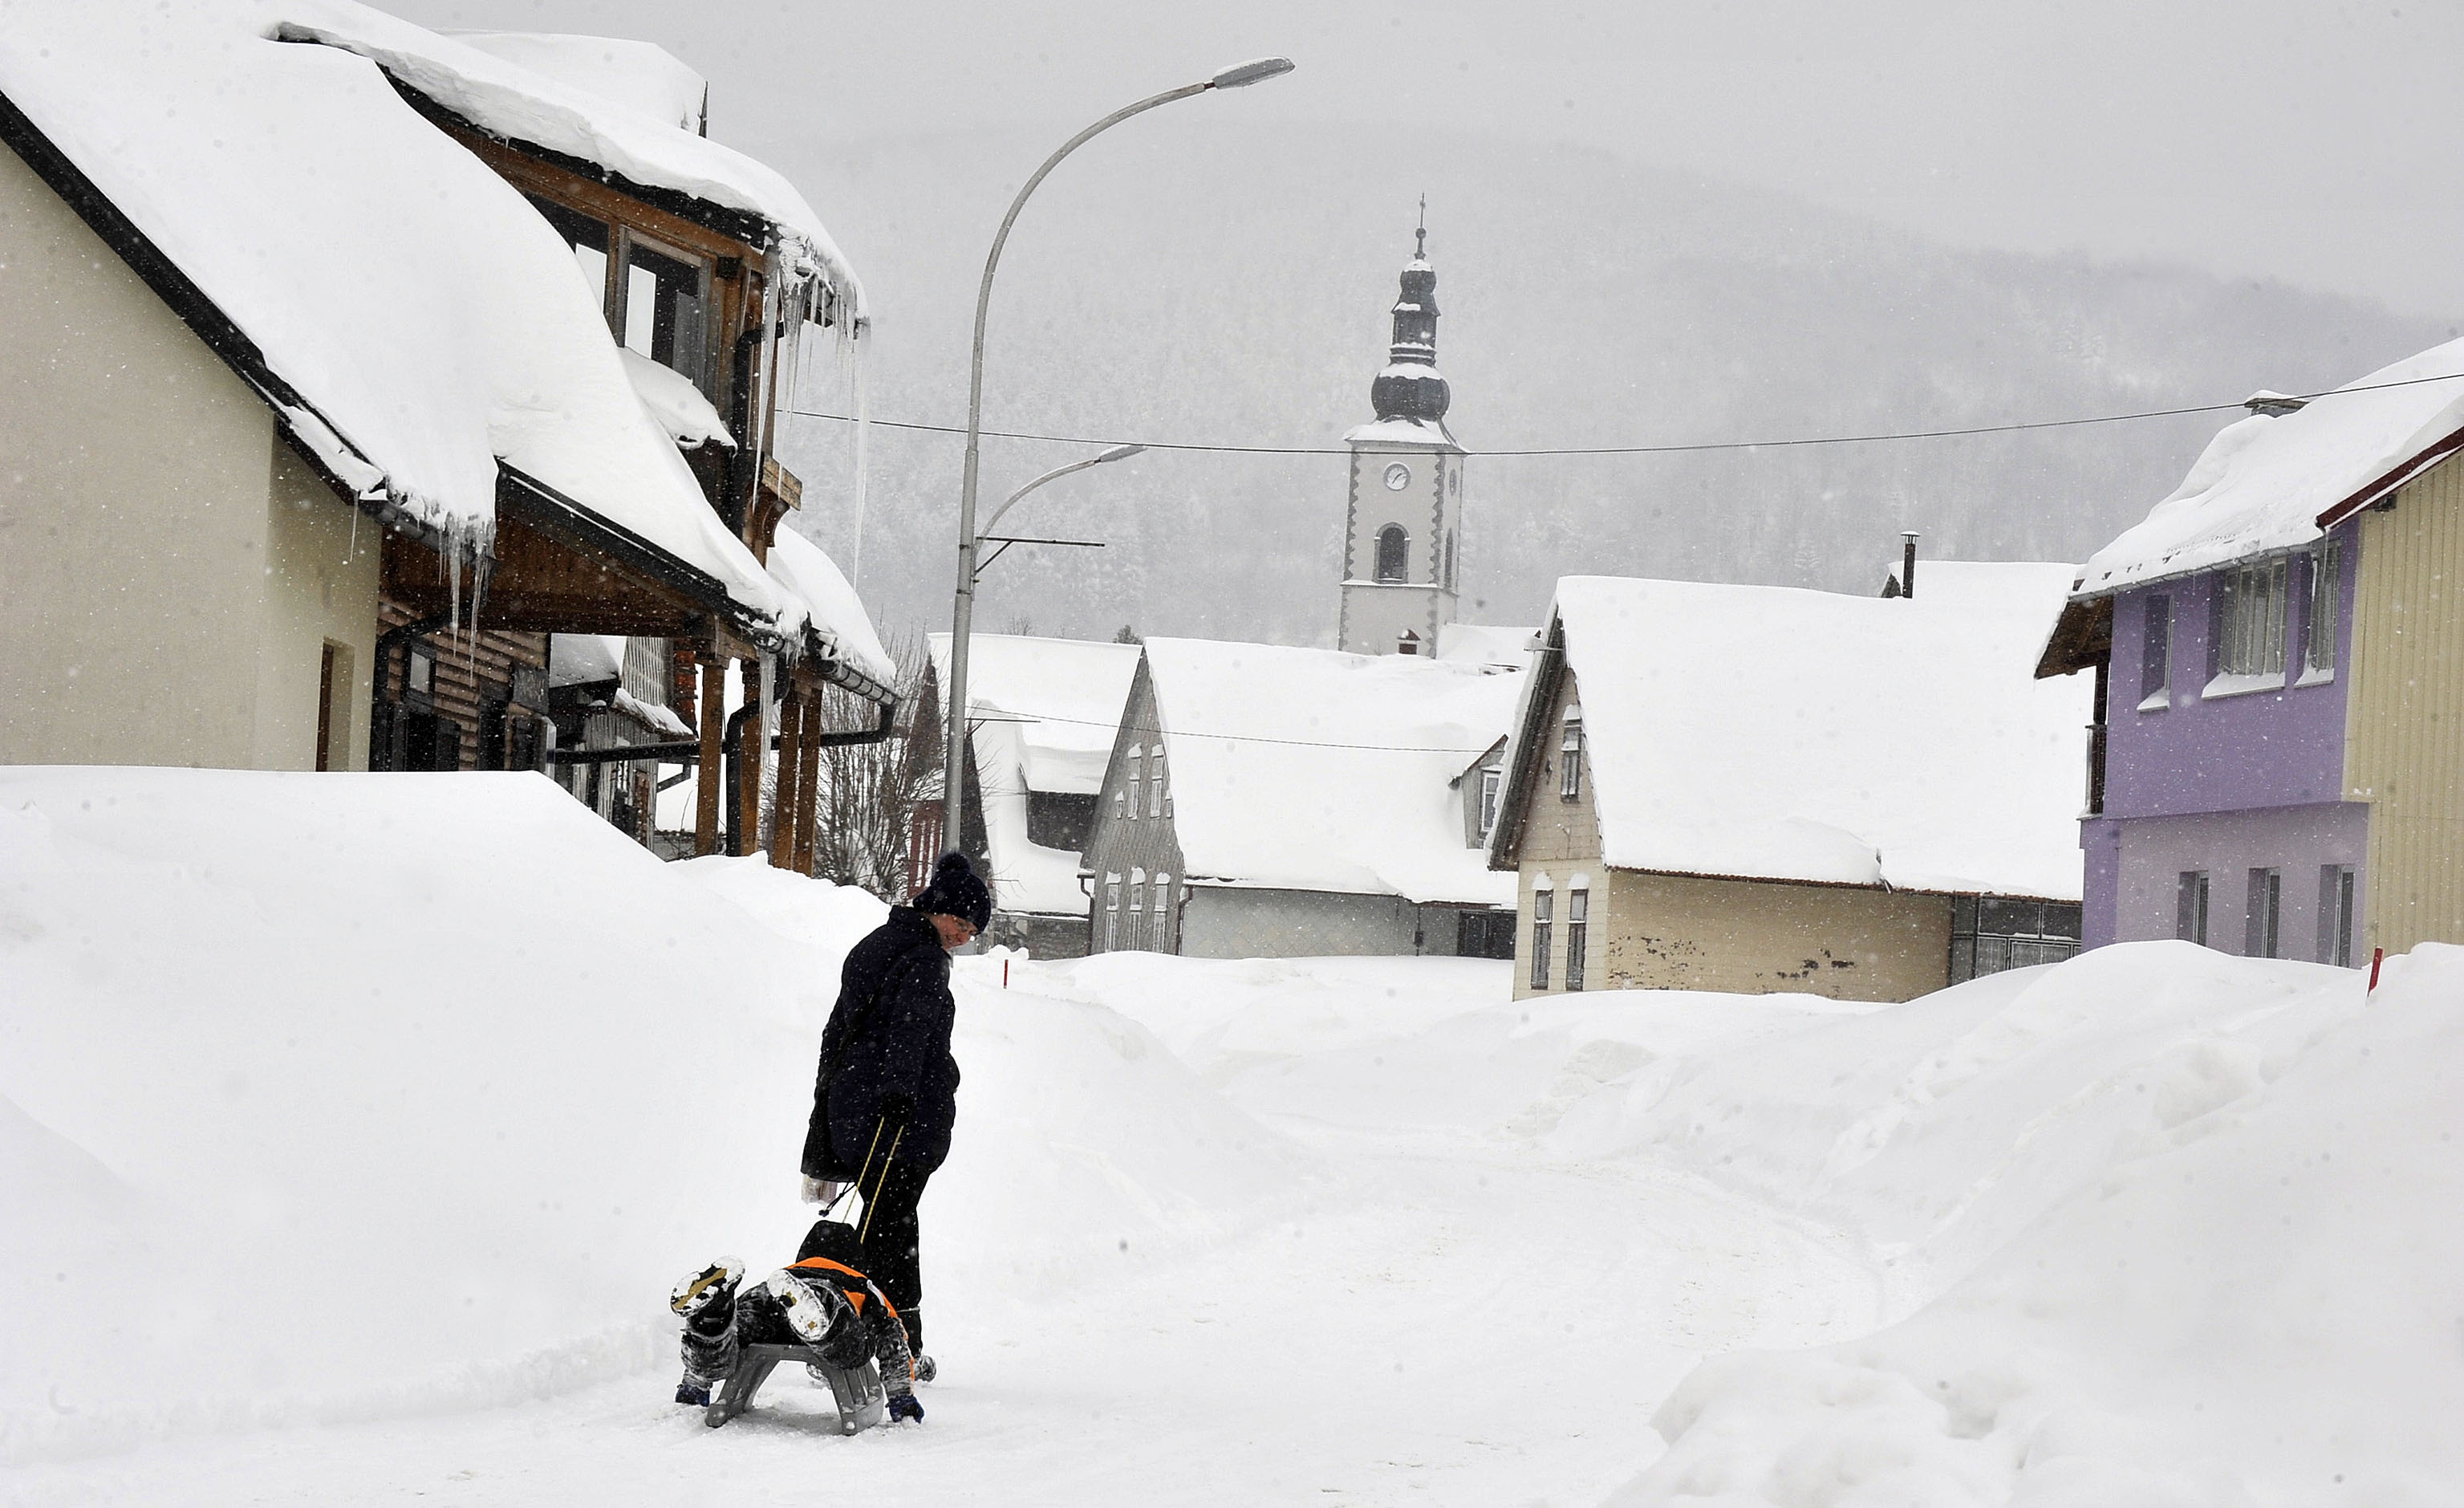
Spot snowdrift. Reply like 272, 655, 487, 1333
1589, 944, 2464, 1506
0, 768, 1299, 1464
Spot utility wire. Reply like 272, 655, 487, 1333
968, 710, 1496, 756
783, 369, 2464, 459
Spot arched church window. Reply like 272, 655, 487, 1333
1375, 524, 1410, 583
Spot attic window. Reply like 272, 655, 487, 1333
1147, 745, 1165, 817
1375, 524, 1410, 583
1479, 766, 1501, 839
1126, 747, 1143, 822
1558, 705, 1583, 803
623, 238, 712, 394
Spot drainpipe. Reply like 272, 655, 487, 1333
370, 609, 452, 770
721, 702, 757, 856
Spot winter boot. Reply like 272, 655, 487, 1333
764, 1270, 841, 1347
670, 1257, 745, 1319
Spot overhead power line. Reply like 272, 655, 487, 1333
783, 369, 2464, 459
968, 710, 1495, 756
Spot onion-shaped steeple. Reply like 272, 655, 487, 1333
1369, 220, 1450, 425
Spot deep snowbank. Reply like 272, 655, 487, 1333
0, 769, 1297, 1463
1601, 944, 2464, 1506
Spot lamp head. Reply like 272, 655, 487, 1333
1209, 57, 1295, 90
1096, 443, 1147, 464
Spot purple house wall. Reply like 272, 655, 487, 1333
2080, 518, 2368, 959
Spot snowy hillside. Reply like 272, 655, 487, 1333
763, 121, 2450, 645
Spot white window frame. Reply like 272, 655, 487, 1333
1558, 705, 1583, 803
1565, 881, 1589, 992
1103, 876, 1122, 952
1479, 766, 1501, 839
2138, 592, 2172, 712
1530, 874, 1554, 990
2206, 558, 2288, 695
1126, 748, 1143, 823
2300, 539, 2342, 684
1152, 874, 1174, 949
1147, 745, 1165, 817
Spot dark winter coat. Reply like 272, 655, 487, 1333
800, 907, 960, 1178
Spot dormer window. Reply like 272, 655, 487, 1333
623, 238, 711, 392
1559, 705, 1584, 802
1374, 524, 1410, 583
525, 194, 714, 397
1479, 766, 1501, 839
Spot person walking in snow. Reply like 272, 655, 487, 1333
668, 1226, 924, 1422
798, 850, 988, 1371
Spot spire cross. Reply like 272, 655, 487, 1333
1415, 193, 1427, 256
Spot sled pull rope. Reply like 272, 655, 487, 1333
862, 1127, 905, 1242
830, 1117, 888, 1219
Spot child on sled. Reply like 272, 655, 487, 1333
669, 1219, 926, 1424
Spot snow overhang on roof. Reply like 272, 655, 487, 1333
2072, 335, 2464, 600
925, 635, 1144, 798
765, 530, 896, 693
0, 0, 870, 656
1502, 567, 2089, 901
274, 5, 863, 323
1142, 638, 1519, 906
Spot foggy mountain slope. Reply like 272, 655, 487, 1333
754, 120, 2449, 644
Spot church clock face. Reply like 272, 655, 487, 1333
1382, 462, 1411, 491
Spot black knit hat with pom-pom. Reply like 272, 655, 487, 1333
913, 851, 992, 931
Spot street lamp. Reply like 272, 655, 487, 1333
981, 444, 1147, 539
941, 59, 1294, 856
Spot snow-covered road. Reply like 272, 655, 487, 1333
10, 989, 1881, 1508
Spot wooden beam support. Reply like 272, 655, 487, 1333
696, 656, 723, 856
737, 657, 765, 860
794, 696, 823, 877
772, 684, 804, 869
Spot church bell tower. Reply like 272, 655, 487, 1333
1338, 212, 1464, 656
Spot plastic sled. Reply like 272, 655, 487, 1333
703, 1343, 887, 1435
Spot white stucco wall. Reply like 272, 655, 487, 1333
0, 140, 377, 770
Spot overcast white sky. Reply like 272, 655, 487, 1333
398, 0, 2462, 319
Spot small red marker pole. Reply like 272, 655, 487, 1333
1003, 958, 1009, 990
2367, 946, 2385, 996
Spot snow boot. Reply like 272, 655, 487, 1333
675, 1374, 713, 1407
670, 1257, 745, 1319
764, 1270, 838, 1347
912, 1354, 938, 1384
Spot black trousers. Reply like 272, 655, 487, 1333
852, 1153, 932, 1352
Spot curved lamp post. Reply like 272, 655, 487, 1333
980, 443, 1147, 539
941, 58, 1293, 859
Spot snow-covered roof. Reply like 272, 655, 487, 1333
445, 32, 707, 135
2076, 336, 2464, 596
621, 350, 733, 451
1435, 623, 1538, 668
1343, 416, 1462, 450
0, 0, 816, 635
921, 635, 1143, 918
1520, 565, 2089, 899
929, 635, 1144, 796
549, 634, 626, 688
1142, 639, 1520, 906
766, 530, 895, 688
278, 6, 861, 315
